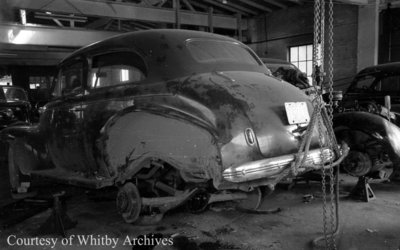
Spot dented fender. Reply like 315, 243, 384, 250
333, 111, 400, 160
96, 109, 223, 185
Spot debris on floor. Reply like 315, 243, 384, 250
302, 194, 314, 203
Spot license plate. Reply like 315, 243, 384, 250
284, 102, 310, 125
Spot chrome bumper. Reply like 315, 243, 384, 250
222, 148, 335, 183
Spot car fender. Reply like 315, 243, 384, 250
1, 125, 51, 189
333, 111, 400, 161
95, 108, 223, 185
0, 125, 47, 165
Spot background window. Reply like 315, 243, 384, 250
0, 75, 12, 86
90, 52, 146, 89
289, 44, 320, 84
29, 76, 53, 89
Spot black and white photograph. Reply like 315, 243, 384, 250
0, 0, 399, 249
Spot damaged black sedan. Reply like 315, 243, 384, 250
1, 30, 343, 223
335, 62, 400, 179
0, 86, 31, 130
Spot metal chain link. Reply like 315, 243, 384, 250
320, 0, 325, 75
317, 103, 329, 249
313, 0, 339, 249
313, 0, 329, 248
327, 1, 337, 249
313, 0, 321, 86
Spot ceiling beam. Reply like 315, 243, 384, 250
188, 0, 208, 11
286, 0, 303, 5
0, 23, 120, 47
335, 0, 368, 4
0, 44, 74, 66
202, 0, 257, 16
85, 18, 113, 29
194, 0, 247, 15
260, 0, 287, 9
181, 0, 195, 11
238, 0, 272, 13
7, 0, 244, 30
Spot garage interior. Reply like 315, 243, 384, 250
1, 0, 400, 250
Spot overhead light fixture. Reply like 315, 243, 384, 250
222, 0, 227, 4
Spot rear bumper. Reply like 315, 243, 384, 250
222, 147, 335, 183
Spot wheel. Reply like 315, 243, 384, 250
342, 150, 372, 177
116, 182, 142, 223
236, 187, 263, 210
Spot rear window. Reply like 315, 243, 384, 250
0, 87, 28, 102
186, 39, 261, 66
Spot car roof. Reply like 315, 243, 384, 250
357, 62, 400, 77
0, 86, 25, 90
261, 58, 291, 64
60, 29, 268, 81
260, 58, 298, 71
61, 29, 238, 64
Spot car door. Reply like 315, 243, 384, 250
78, 51, 148, 178
46, 57, 89, 172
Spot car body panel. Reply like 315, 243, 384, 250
334, 62, 400, 177
0, 86, 31, 129
2, 29, 332, 192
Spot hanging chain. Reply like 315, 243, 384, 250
320, 0, 325, 76
313, 0, 338, 249
313, 0, 321, 87
313, 0, 329, 248
327, 0, 337, 249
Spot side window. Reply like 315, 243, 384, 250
53, 61, 83, 97
90, 52, 146, 89
380, 75, 400, 92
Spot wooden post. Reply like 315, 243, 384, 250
174, 0, 181, 29
236, 13, 242, 42
208, 7, 214, 33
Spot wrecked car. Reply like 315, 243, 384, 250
334, 62, 400, 178
261, 58, 311, 90
0, 86, 31, 130
2, 29, 342, 223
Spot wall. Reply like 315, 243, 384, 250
247, 3, 358, 91
379, 7, 400, 63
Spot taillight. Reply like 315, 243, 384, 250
244, 128, 256, 146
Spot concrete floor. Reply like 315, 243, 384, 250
0, 161, 400, 250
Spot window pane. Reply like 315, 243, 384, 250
58, 62, 83, 96
290, 47, 298, 62
186, 40, 260, 66
380, 75, 400, 92
299, 45, 307, 61
307, 61, 313, 76
298, 61, 307, 73
91, 52, 146, 89
307, 45, 313, 61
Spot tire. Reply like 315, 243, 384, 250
116, 182, 142, 223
